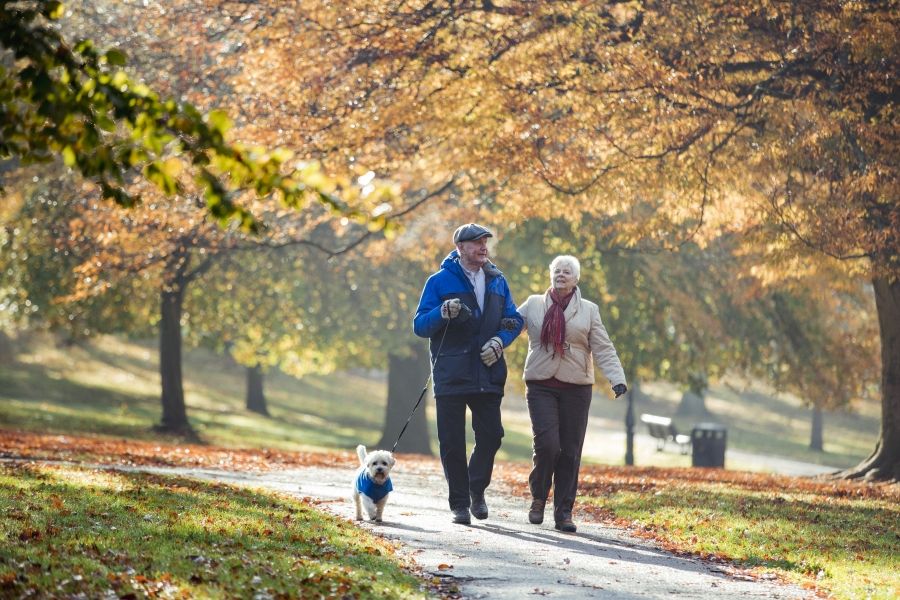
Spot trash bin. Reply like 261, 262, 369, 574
691, 423, 727, 468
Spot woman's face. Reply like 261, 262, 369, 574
551, 262, 577, 294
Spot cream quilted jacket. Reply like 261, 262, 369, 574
517, 287, 627, 387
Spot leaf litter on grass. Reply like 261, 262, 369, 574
3, 430, 897, 599
560, 465, 899, 600
0, 462, 432, 599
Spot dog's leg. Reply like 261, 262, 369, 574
353, 490, 363, 521
374, 497, 387, 523
361, 495, 378, 521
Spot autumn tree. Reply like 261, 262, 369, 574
499, 217, 877, 458
8, 1, 893, 476
335, 246, 436, 455
0, 169, 154, 341
185, 244, 347, 416
0, 0, 354, 227
274, 1, 898, 480
3, 0, 410, 436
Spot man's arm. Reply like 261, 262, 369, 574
413, 275, 447, 338
495, 280, 524, 347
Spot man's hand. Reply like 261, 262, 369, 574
612, 383, 627, 398
480, 336, 503, 366
441, 298, 462, 320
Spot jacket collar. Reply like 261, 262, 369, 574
543, 286, 581, 320
441, 249, 502, 279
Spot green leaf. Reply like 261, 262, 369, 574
61, 146, 76, 167
111, 71, 128, 90
145, 161, 177, 195
105, 49, 127, 66
95, 115, 116, 132
43, 2, 65, 20
73, 40, 94, 55
207, 110, 233, 134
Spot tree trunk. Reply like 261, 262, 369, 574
837, 276, 899, 481
624, 377, 643, 466
0, 330, 14, 365
156, 287, 194, 437
630, 378, 643, 404
675, 371, 710, 417
675, 390, 709, 417
810, 405, 824, 452
376, 343, 433, 455
246, 363, 270, 416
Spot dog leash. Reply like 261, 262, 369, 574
391, 321, 451, 454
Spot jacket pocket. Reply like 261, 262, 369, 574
568, 345, 591, 377
434, 350, 473, 385
488, 358, 508, 385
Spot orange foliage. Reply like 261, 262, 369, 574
3, 428, 894, 501
0, 429, 356, 471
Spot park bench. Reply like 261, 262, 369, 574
640, 413, 691, 454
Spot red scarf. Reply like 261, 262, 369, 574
540, 288, 575, 357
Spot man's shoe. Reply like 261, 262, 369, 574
528, 498, 546, 524
451, 507, 471, 525
554, 519, 577, 533
470, 493, 488, 520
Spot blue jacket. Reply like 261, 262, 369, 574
356, 471, 393, 501
413, 250, 523, 398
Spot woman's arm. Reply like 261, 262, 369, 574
588, 303, 627, 387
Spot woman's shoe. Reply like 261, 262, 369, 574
554, 519, 577, 533
528, 498, 546, 524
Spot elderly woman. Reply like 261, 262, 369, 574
517, 255, 627, 532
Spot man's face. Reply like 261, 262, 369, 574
457, 237, 490, 268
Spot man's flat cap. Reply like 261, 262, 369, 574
453, 223, 493, 244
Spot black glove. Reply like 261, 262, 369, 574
612, 383, 627, 398
457, 302, 472, 321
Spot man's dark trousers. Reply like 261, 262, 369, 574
435, 392, 504, 510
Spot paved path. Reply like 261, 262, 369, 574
132, 462, 812, 600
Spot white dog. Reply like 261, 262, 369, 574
352, 444, 395, 522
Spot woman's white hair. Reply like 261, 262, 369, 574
549, 255, 581, 280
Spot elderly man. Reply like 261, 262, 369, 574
413, 223, 523, 524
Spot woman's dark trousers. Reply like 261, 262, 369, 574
435, 393, 504, 510
525, 382, 592, 522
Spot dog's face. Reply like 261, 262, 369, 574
365, 449, 395, 485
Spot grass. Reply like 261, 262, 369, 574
0, 335, 394, 452
0, 333, 881, 471
570, 466, 900, 600
0, 462, 430, 599
0, 334, 896, 599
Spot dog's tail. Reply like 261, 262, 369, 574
356, 444, 367, 466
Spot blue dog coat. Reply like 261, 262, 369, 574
356, 472, 393, 502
